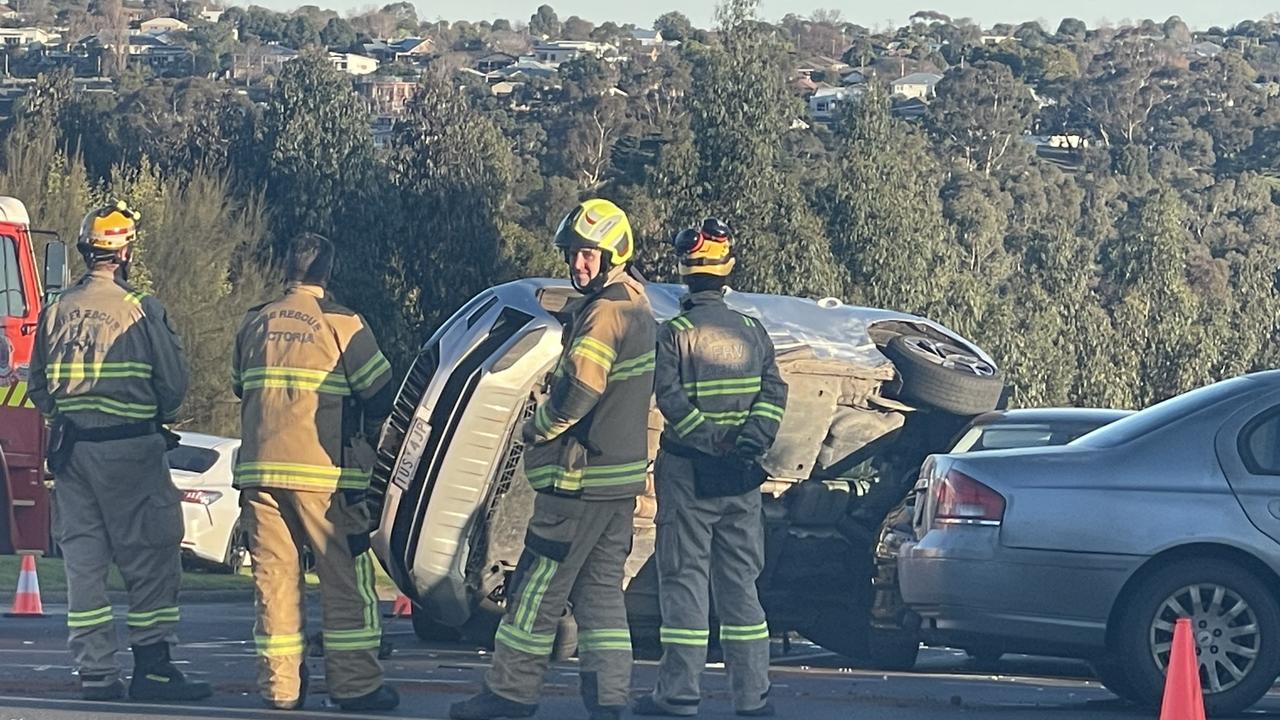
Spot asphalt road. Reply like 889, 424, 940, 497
2, 602, 1279, 720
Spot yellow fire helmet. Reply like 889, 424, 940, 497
554, 198, 634, 266
674, 217, 736, 277
78, 200, 140, 253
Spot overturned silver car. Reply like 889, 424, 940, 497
369, 279, 1003, 662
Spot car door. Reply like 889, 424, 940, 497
1215, 390, 1280, 546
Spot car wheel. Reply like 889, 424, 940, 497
1115, 560, 1280, 717
882, 335, 1003, 416
410, 603, 463, 643
798, 615, 919, 671
221, 522, 251, 574
865, 629, 921, 671
1091, 655, 1143, 705
796, 609, 866, 660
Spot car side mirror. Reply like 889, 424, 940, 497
42, 239, 69, 299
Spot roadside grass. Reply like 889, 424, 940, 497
1, 554, 399, 600
0, 555, 253, 595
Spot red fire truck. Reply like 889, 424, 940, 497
1, 196, 68, 555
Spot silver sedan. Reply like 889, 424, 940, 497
898, 371, 1280, 716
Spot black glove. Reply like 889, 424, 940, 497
160, 425, 181, 451
690, 448, 768, 499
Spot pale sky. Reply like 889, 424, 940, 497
246, 0, 1278, 31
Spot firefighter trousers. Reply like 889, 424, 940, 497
487, 492, 636, 709
652, 451, 771, 714
53, 433, 184, 682
241, 487, 383, 705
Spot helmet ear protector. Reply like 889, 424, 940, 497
673, 227, 703, 254
673, 217, 732, 253
674, 217, 735, 278
700, 217, 731, 241
97, 200, 140, 222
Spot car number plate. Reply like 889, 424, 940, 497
391, 416, 431, 491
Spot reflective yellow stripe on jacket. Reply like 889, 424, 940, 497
238, 366, 350, 395
233, 461, 370, 491
44, 361, 153, 381
55, 396, 158, 420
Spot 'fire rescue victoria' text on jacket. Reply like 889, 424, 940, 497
232, 284, 394, 492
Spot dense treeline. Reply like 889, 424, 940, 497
5, 0, 1280, 434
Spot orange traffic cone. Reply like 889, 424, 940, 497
1159, 617, 1206, 720
5, 554, 45, 617
391, 594, 412, 618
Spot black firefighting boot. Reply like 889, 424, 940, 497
633, 694, 697, 717
128, 642, 213, 702
336, 684, 400, 712
449, 686, 537, 719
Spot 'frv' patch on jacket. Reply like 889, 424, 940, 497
655, 289, 788, 460
232, 284, 394, 492
27, 267, 189, 426
524, 271, 656, 501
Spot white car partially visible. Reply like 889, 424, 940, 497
169, 432, 246, 572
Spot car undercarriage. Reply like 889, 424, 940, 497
369, 279, 1004, 665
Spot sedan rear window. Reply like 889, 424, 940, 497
167, 445, 220, 473
1073, 378, 1250, 449
952, 425, 1053, 452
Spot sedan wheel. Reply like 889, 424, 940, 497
1116, 561, 1280, 717
1091, 656, 1143, 704
1149, 584, 1259, 695
222, 522, 251, 574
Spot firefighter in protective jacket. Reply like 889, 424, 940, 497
28, 200, 211, 703
451, 199, 656, 720
232, 233, 398, 712
634, 218, 787, 718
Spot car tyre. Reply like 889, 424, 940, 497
865, 629, 921, 671
221, 522, 251, 574
1114, 560, 1280, 717
799, 617, 919, 671
883, 335, 1003, 416
1091, 656, 1143, 705
410, 603, 463, 643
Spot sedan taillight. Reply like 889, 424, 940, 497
933, 470, 1004, 526
181, 489, 223, 506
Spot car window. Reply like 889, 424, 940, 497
1240, 409, 1280, 475
1074, 378, 1250, 449
953, 425, 1054, 452
167, 445, 220, 473
978, 426, 1055, 450
2, 234, 26, 318
950, 426, 984, 452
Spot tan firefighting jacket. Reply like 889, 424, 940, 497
28, 267, 188, 428
232, 283, 393, 492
